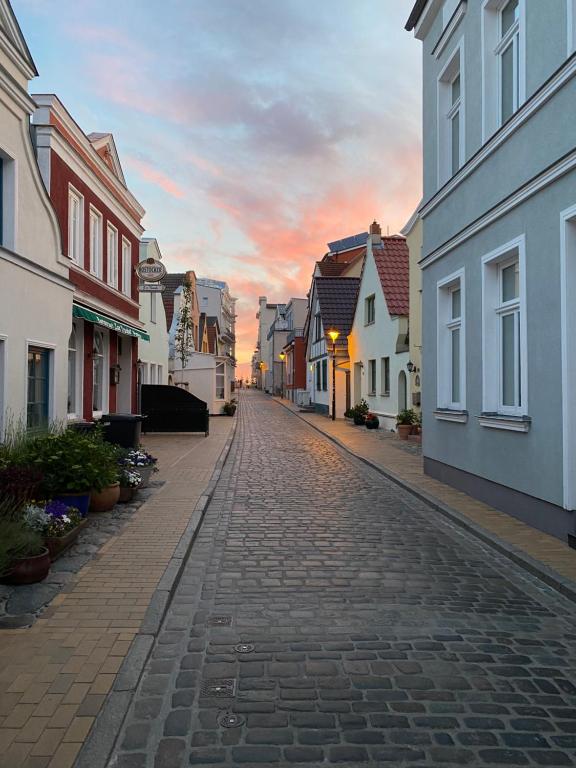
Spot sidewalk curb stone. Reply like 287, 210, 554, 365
73, 417, 238, 768
275, 398, 576, 605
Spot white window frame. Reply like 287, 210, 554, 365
92, 328, 109, 418
67, 321, 83, 420
25, 342, 55, 429
380, 357, 390, 397
68, 185, 83, 265
122, 237, 132, 297
157, 364, 163, 384
107, 223, 118, 289
365, 295, 376, 325
442, 0, 460, 28
568, 0, 576, 55
89, 206, 103, 278
560, 204, 576, 510
481, 235, 527, 417
367, 359, 376, 396
437, 40, 465, 187
481, 0, 526, 142
437, 268, 466, 411
215, 360, 225, 400
0, 148, 16, 251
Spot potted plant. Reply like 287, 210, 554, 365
119, 468, 142, 503
0, 517, 50, 585
222, 400, 237, 416
344, 408, 354, 419
24, 500, 86, 560
365, 412, 380, 430
351, 399, 369, 426
412, 411, 422, 436
396, 409, 417, 440
120, 448, 158, 488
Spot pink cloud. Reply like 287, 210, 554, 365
124, 155, 186, 200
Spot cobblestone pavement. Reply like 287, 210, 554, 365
109, 391, 576, 768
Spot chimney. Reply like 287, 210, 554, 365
369, 220, 382, 245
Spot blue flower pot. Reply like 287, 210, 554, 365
53, 492, 90, 518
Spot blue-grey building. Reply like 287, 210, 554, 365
406, 0, 576, 541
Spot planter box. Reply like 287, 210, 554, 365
119, 486, 134, 503
2, 548, 51, 585
134, 466, 154, 488
45, 519, 88, 561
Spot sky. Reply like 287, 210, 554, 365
15, 0, 422, 378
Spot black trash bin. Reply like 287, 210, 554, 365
100, 413, 144, 449
67, 421, 97, 436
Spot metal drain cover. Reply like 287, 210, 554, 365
218, 712, 245, 729
234, 643, 254, 654
200, 679, 236, 698
207, 616, 232, 626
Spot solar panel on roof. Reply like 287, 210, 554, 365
327, 232, 368, 253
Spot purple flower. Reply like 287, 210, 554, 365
45, 499, 70, 518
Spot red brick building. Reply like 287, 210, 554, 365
32, 95, 148, 421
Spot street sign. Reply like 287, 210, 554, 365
139, 283, 166, 292
135, 258, 167, 282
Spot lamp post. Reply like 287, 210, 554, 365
279, 351, 286, 398
327, 329, 340, 421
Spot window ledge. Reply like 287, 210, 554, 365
478, 413, 531, 432
432, 1, 467, 59
434, 408, 468, 423
364, 321, 375, 327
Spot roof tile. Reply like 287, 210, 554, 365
372, 236, 409, 316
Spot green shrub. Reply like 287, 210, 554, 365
397, 409, 417, 426
0, 518, 44, 576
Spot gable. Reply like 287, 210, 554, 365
0, 0, 38, 79
88, 133, 126, 185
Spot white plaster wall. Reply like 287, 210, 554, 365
138, 290, 169, 384
171, 352, 216, 413
348, 247, 409, 431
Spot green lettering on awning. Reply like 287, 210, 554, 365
72, 304, 150, 341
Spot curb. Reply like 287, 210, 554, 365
74, 418, 238, 768
274, 398, 576, 605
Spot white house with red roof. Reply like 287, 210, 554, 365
348, 221, 410, 430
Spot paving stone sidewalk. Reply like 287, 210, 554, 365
275, 397, 576, 590
109, 391, 576, 768
0, 419, 233, 768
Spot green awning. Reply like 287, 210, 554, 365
72, 304, 150, 341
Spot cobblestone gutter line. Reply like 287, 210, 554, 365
274, 399, 576, 605
74, 419, 238, 768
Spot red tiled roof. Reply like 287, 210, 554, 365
372, 236, 409, 316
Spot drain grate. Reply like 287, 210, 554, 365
207, 616, 232, 627
200, 679, 236, 698
234, 643, 254, 654
218, 712, 245, 729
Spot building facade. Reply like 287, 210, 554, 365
403, 208, 423, 412
138, 238, 169, 388
0, 1, 74, 435
407, 0, 576, 540
255, 297, 277, 391
281, 298, 309, 403
32, 96, 147, 422
348, 223, 410, 430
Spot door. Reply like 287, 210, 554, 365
27, 346, 50, 429
398, 370, 407, 412
354, 362, 362, 405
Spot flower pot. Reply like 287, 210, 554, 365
3, 547, 51, 584
365, 418, 379, 430
89, 482, 120, 513
397, 424, 412, 440
119, 486, 134, 503
353, 415, 365, 426
53, 492, 90, 518
45, 519, 88, 560
134, 466, 153, 488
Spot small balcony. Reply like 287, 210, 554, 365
286, 328, 304, 344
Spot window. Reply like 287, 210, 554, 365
482, 238, 527, 416
89, 207, 103, 277
365, 295, 375, 325
150, 293, 157, 323
27, 347, 50, 429
437, 270, 465, 410
314, 313, 322, 341
92, 329, 106, 414
482, 0, 525, 138
122, 238, 132, 297
216, 361, 225, 399
68, 187, 83, 264
157, 364, 163, 384
322, 358, 328, 391
150, 363, 157, 384
68, 324, 78, 416
570, 0, 576, 55
107, 224, 118, 288
438, 43, 464, 185
0, 151, 15, 249
381, 357, 390, 396
141, 362, 149, 385
368, 359, 376, 395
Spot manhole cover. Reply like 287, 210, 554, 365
207, 616, 232, 626
218, 712, 245, 729
234, 643, 254, 654
200, 679, 236, 698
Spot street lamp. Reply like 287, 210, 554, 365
327, 329, 340, 421
279, 351, 286, 398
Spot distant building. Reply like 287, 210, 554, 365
402, 207, 423, 413
255, 297, 278, 391
138, 238, 169, 388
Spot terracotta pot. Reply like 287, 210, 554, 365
89, 482, 120, 513
4, 548, 51, 584
397, 424, 412, 440
45, 519, 88, 560
119, 486, 134, 503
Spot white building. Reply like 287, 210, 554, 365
255, 297, 277, 391
196, 278, 237, 398
138, 238, 169, 387
0, 1, 74, 435
348, 222, 410, 430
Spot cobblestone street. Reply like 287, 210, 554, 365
110, 391, 576, 767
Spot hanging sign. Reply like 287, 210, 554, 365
139, 283, 166, 292
135, 258, 166, 282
